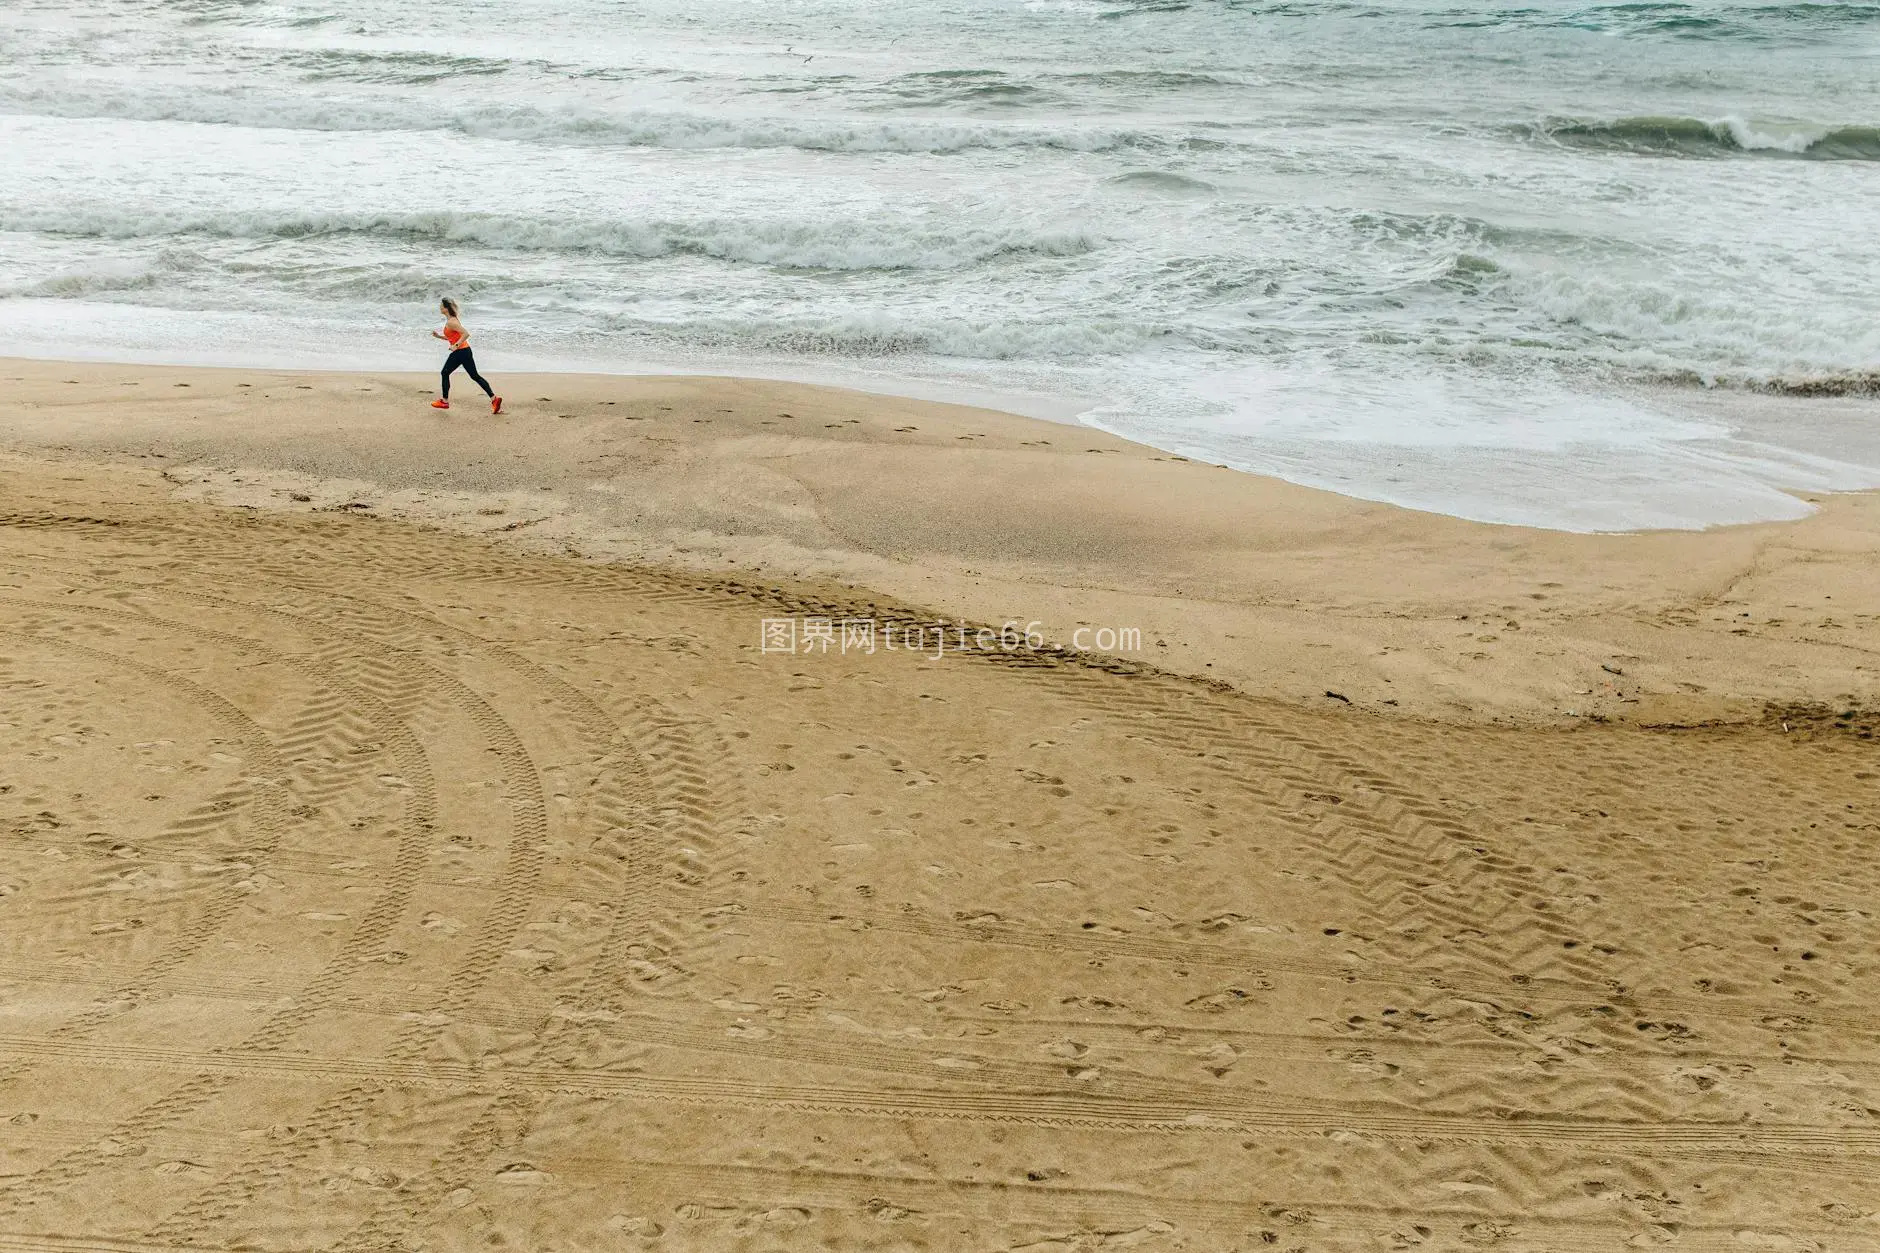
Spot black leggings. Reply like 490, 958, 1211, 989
441, 347, 493, 399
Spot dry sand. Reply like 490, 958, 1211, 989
1, 358, 1878, 1250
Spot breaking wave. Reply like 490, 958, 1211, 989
1529, 115, 1880, 160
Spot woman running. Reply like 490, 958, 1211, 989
431, 297, 502, 413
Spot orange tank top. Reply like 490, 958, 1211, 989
443, 323, 465, 348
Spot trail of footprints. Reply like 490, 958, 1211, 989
0, 501, 1875, 1250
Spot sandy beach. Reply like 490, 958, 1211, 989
3, 358, 1879, 1250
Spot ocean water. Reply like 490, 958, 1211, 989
3, 0, 1878, 530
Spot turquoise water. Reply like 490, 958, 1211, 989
3, 0, 1878, 528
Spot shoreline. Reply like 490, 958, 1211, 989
5, 355, 1878, 726
8, 317, 1880, 532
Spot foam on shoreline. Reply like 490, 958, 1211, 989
7, 314, 1880, 533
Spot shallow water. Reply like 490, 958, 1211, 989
3, 0, 1878, 529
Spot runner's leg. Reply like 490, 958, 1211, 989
460, 349, 494, 398
441, 348, 471, 399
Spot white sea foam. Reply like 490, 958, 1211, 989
0, 204, 1098, 273
0, 82, 1158, 154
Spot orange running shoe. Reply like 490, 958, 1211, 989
431, 398, 450, 409
491, 396, 503, 414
